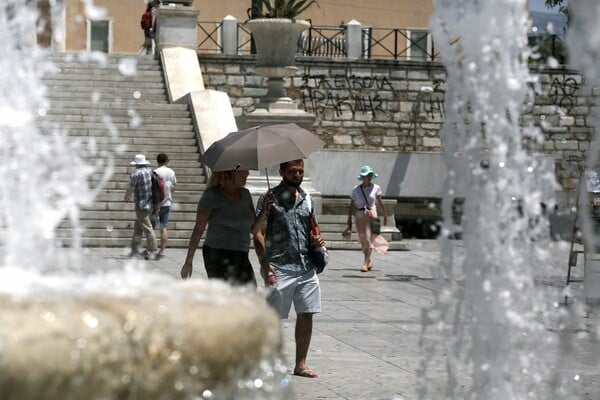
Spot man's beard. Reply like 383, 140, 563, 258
282, 176, 302, 188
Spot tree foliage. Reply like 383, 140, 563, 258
261, 0, 319, 19
545, 0, 568, 18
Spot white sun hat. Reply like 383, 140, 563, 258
130, 154, 150, 165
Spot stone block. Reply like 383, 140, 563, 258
0, 281, 284, 399
422, 137, 442, 148
161, 47, 205, 102
226, 75, 245, 86
224, 65, 240, 74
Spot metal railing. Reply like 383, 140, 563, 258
362, 27, 438, 61
298, 26, 346, 57
529, 33, 567, 64
197, 20, 440, 61
198, 20, 565, 64
197, 21, 224, 53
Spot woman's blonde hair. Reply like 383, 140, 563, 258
207, 170, 234, 188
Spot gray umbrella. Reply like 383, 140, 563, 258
201, 123, 325, 184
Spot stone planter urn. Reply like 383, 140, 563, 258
244, 18, 310, 108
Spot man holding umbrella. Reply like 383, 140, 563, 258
254, 159, 325, 379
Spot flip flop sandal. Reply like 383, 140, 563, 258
294, 368, 318, 378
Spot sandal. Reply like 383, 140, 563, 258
294, 368, 318, 378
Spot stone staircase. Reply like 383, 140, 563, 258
39, 53, 407, 251
40, 53, 205, 249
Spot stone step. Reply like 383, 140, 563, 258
91, 173, 206, 184
74, 137, 198, 146
45, 91, 167, 101
322, 197, 398, 216
75, 158, 201, 168
43, 70, 164, 80
53, 235, 410, 250
40, 115, 192, 125
43, 107, 190, 118
47, 100, 180, 110
62, 132, 197, 140
43, 79, 165, 89
47, 53, 160, 64
77, 144, 198, 155
54, 228, 406, 250
95, 184, 204, 192
39, 121, 194, 131
48, 62, 163, 72
92, 182, 207, 192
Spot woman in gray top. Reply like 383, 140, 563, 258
180, 168, 272, 286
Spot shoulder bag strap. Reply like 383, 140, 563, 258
359, 186, 372, 208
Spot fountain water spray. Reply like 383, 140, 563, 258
0, 2, 291, 399
568, 0, 600, 255
0, 2, 95, 271
419, 1, 580, 399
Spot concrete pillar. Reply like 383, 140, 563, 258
155, 6, 200, 52
221, 15, 238, 55
585, 252, 600, 304
345, 19, 363, 59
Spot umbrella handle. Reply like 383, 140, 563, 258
265, 168, 270, 189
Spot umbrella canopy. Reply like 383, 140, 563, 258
201, 123, 325, 172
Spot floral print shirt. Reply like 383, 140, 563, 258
256, 182, 318, 273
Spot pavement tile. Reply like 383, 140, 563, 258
66, 240, 600, 399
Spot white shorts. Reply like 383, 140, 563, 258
266, 267, 321, 319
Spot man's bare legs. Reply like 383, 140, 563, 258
160, 227, 168, 255
294, 312, 317, 377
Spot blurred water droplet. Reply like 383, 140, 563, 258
169, 350, 182, 362
82, 311, 98, 328
118, 58, 138, 76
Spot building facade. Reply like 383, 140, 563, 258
37, 0, 433, 55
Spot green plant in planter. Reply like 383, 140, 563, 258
262, 0, 319, 19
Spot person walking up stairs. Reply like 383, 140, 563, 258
154, 153, 177, 258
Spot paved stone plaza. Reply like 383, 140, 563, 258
77, 240, 599, 399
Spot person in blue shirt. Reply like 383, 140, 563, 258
254, 159, 324, 379
124, 154, 159, 259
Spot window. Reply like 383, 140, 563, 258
407, 30, 430, 61
88, 19, 111, 53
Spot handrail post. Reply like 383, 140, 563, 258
394, 28, 399, 60
221, 15, 238, 55
345, 19, 363, 59
307, 25, 313, 56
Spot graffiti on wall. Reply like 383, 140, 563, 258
419, 79, 445, 120
300, 74, 393, 117
298, 73, 581, 122
547, 75, 579, 114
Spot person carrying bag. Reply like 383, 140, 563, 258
342, 165, 389, 272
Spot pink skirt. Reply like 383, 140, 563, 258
355, 209, 389, 254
